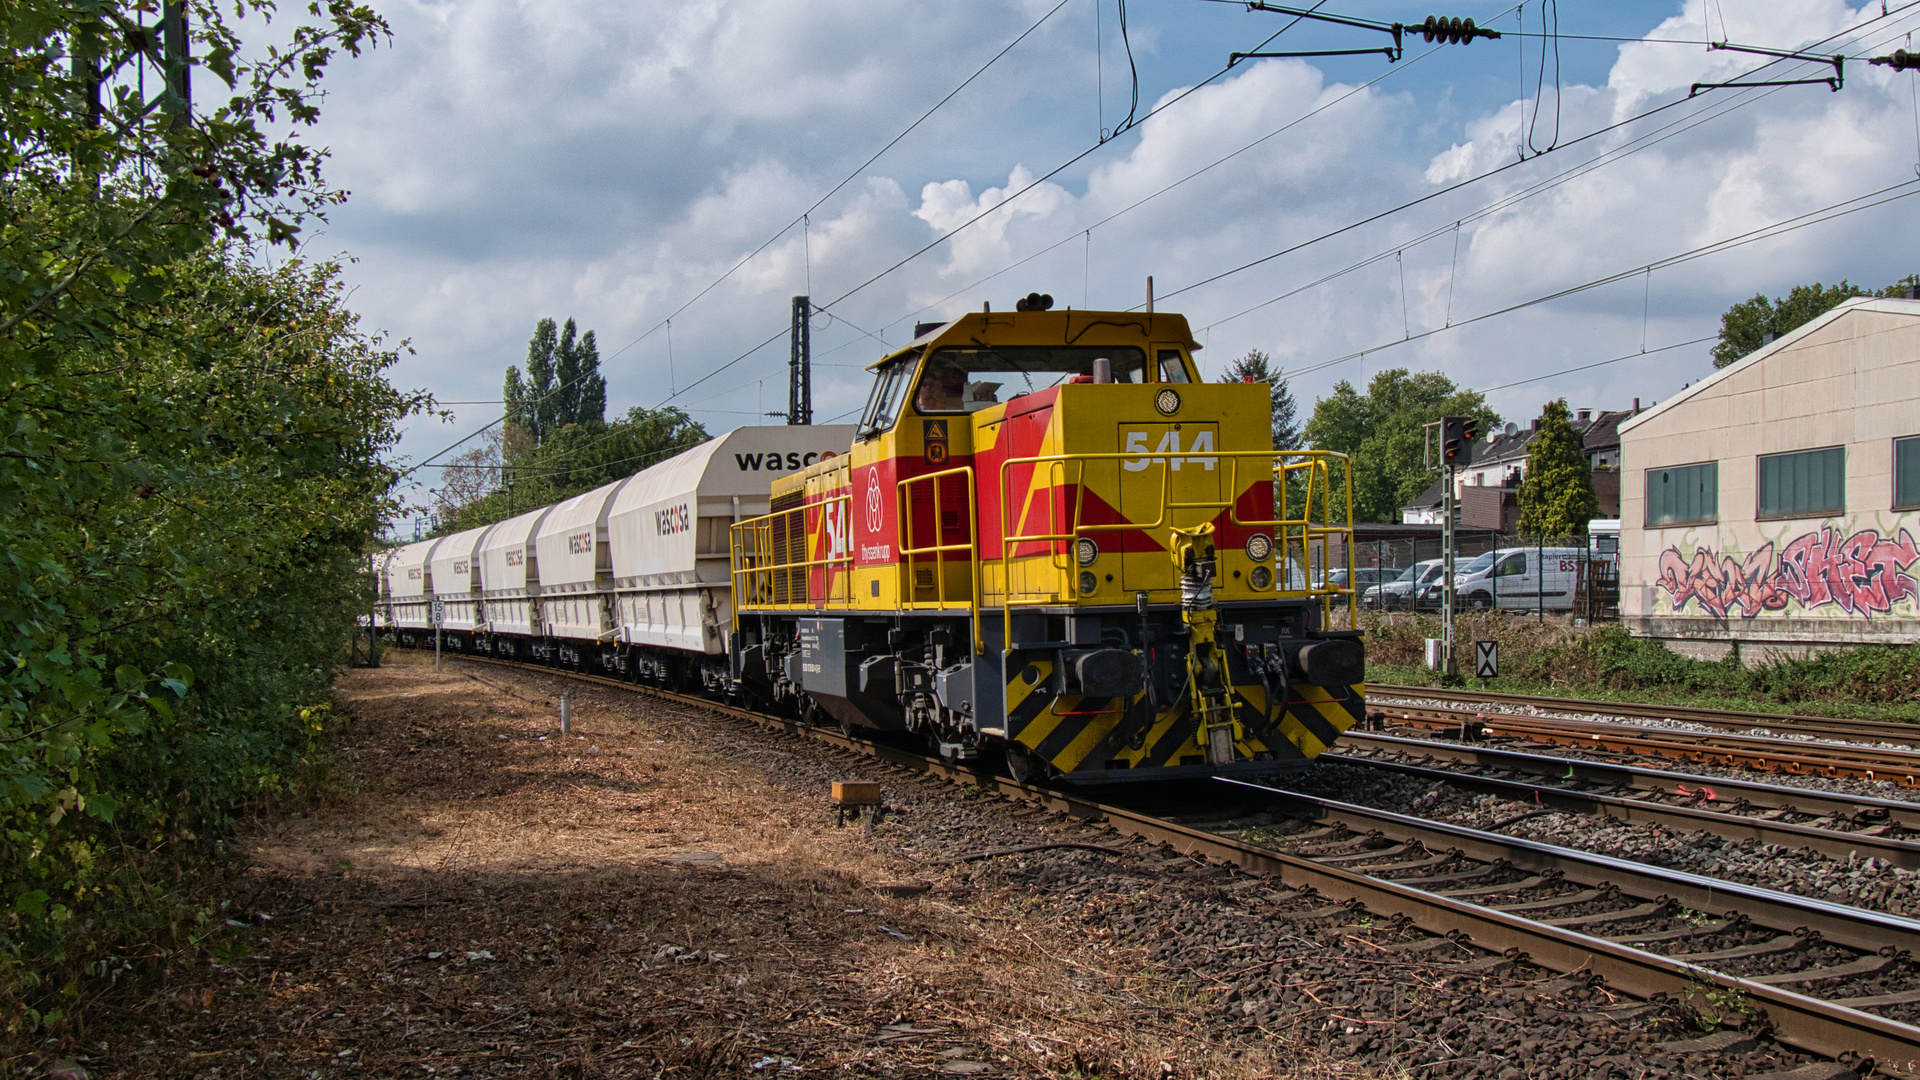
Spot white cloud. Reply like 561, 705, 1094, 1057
296, 0, 1920, 507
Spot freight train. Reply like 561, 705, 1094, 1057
379, 298, 1363, 783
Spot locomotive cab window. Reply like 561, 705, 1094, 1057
858, 356, 916, 439
911, 346, 1149, 413
1157, 349, 1192, 383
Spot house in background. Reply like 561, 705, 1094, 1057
1618, 296, 1920, 659
1399, 408, 1636, 531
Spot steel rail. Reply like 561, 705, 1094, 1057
1377, 709, 1920, 785
430, 653, 1920, 1073
1321, 750, 1920, 868
1371, 683, 1920, 747
1340, 729, 1920, 827
1220, 777, 1920, 956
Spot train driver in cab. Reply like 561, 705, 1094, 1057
914, 354, 1002, 414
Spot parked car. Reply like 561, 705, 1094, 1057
1325, 567, 1391, 596
1365, 559, 1445, 611
1452, 546, 1616, 612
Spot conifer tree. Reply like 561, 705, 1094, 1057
507, 317, 607, 446
523, 317, 559, 442
1516, 398, 1599, 537
575, 329, 607, 425
554, 317, 582, 427
1220, 348, 1301, 450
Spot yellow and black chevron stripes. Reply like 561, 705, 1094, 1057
1001, 655, 1366, 774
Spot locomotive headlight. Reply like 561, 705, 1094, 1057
1075, 537, 1099, 567
1155, 388, 1181, 415
1244, 533, 1273, 561
1079, 570, 1099, 595
1249, 565, 1273, 590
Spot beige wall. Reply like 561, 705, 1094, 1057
1618, 299, 1920, 656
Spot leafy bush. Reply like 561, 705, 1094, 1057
3, 0, 411, 1036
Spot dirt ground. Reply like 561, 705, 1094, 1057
77, 654, 1335, 1079
63, 654, 1824, 1080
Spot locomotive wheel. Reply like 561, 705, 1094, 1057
1003, 745, 1046, 785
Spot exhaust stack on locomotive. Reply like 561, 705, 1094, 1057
729, 301, 1363, 783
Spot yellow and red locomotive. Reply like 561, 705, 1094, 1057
729, 296, 1363, 783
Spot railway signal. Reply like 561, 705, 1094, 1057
1440, 415, 1476, 468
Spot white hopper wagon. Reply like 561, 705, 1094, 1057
605, 426, 853, 687
428, 524, 492, 635
534, 478, 630, 656
477, 506, 553, 647
386, 537, 442, 632
367, 549, 396, 629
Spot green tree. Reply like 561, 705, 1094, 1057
1301, 369, 1499, 523
1712, 275, 1920, 368
1220, 348, 1300, 450
437, 406, 710, 535
507, 317, 608, 443
1516, 399, 1599, 537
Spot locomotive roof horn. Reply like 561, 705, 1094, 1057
1014, 292, 1055, 312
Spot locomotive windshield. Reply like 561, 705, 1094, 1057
913, 346, 1148, 414
858, 357, 916, 439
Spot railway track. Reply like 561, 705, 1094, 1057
439, 654, 1920, 1074
1370, 684, 1920, 747
1370, 687, 1920, 785
1374, 676, 1920, 745
1325, 731, 1920, 865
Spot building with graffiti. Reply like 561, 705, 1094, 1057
1619, 296, 1920, 659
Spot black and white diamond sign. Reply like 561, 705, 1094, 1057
1474, 640, 1498, 679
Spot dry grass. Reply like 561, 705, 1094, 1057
52, 653, 1360, 1079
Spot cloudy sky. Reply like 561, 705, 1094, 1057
272, 0, 1920, 516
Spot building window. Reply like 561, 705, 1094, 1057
1645, 461, 1717, 527
1898, 436, 1920, 511
1757, 446, 1845, 520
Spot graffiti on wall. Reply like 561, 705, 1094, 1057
1655, 526, 1920, 619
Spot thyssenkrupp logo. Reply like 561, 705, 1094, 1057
865, 467, 883, 534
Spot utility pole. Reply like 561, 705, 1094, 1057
788, 295, 811, 425
161, 2, 191, 130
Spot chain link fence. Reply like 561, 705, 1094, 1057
1341, 530, 1620, 622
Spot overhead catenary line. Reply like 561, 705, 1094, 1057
793, 2, 1348, 327
644, 2, 1345, 415
401, 0, 1080, 478
414, 0, 1920, 475
1274, 177, 1920, 382
595, 0, 1079, 369
665, 5, 1917, 425
1198, 61, 1870, 333
1191, 13, 1920, 336
1156, 5, 1920, 312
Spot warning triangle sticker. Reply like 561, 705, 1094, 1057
925, 420, 946, 439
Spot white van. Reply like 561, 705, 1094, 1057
1453, 546, 1611, 612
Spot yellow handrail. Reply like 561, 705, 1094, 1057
896, 465, 979, 601
995, 449, 1355, 646
729, 493, 854, 612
